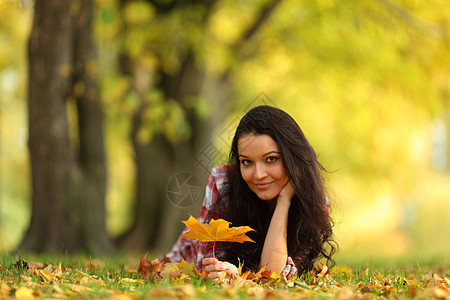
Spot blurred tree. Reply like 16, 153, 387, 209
114, 0, 283, 252
20, 0, 114, 253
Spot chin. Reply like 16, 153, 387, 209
255, 191, 279, 201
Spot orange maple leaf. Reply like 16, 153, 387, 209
181, 215, 255, 258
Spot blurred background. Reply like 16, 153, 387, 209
0, 0, 449, 264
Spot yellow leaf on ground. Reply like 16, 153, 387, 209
405, 278, 418, 286
15, 286, 35, 300
178, 259, 198, 277
270, 272, 280, 280
120, 278, 143, 284
39, 270, 53, 282
160, 262, 180, 278
181, 215, 255, 243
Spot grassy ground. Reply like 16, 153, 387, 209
1, 252, 449, 299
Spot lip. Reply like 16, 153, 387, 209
255, 182, 274, 189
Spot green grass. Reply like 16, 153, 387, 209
1, 252, 449, 299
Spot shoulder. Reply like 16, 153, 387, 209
209, 165, 233, 192
205, 165, 231, 194
201, 165, 233, 218
210, 165, 232, 179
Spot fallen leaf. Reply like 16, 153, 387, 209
15, 286, 35, 300
138, 253, 163, 280
317, 264, 329, 278
240, 270, 252, 280
14, 260, 30, 271
404, 278, 418, 286
170, 274, 190, 285
120, 278, 143, 284
230, 275, 256, 288
159, 262, 180, 278
38, 270, 53, 282
1, 281, 12, 294
270, 272, 280, 280
51, 262, 63, 278
254, 265, 267, 278
177, 259, 199, 278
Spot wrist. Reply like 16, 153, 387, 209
276, 196, 291, 209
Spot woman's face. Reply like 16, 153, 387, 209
237, 134, 289, 201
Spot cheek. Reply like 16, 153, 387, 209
240, 168, 252, 185
276, 166, 289, 184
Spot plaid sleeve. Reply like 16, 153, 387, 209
281, 256, 299, 279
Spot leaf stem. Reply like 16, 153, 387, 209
213, 240, 216, 259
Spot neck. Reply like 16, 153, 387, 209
265, 197, 277, 212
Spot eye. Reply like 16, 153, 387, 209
266, 156, 278, 163
240, 159, 252, 166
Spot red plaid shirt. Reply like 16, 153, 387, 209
163, 165, 303, 278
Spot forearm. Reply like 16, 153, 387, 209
259, 200, 290, 274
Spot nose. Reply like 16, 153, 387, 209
254, 163, 267, 180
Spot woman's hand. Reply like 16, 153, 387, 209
202, 258, 239, 283
277, 181, 294, 206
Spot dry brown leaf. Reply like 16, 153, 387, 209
138, 253, 163, 280
254, 265, 267, 279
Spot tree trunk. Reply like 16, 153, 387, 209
21, 0, 80, 253
20, 0, 113, 254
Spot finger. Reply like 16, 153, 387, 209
205, 263, 225, 273
207, 271, 225, 280
202, 258, 218, 266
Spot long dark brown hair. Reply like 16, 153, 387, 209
215, 105, 337, 274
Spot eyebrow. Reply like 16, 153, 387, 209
239, 150, 280, 158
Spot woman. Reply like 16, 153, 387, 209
163, 105, 337, 281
